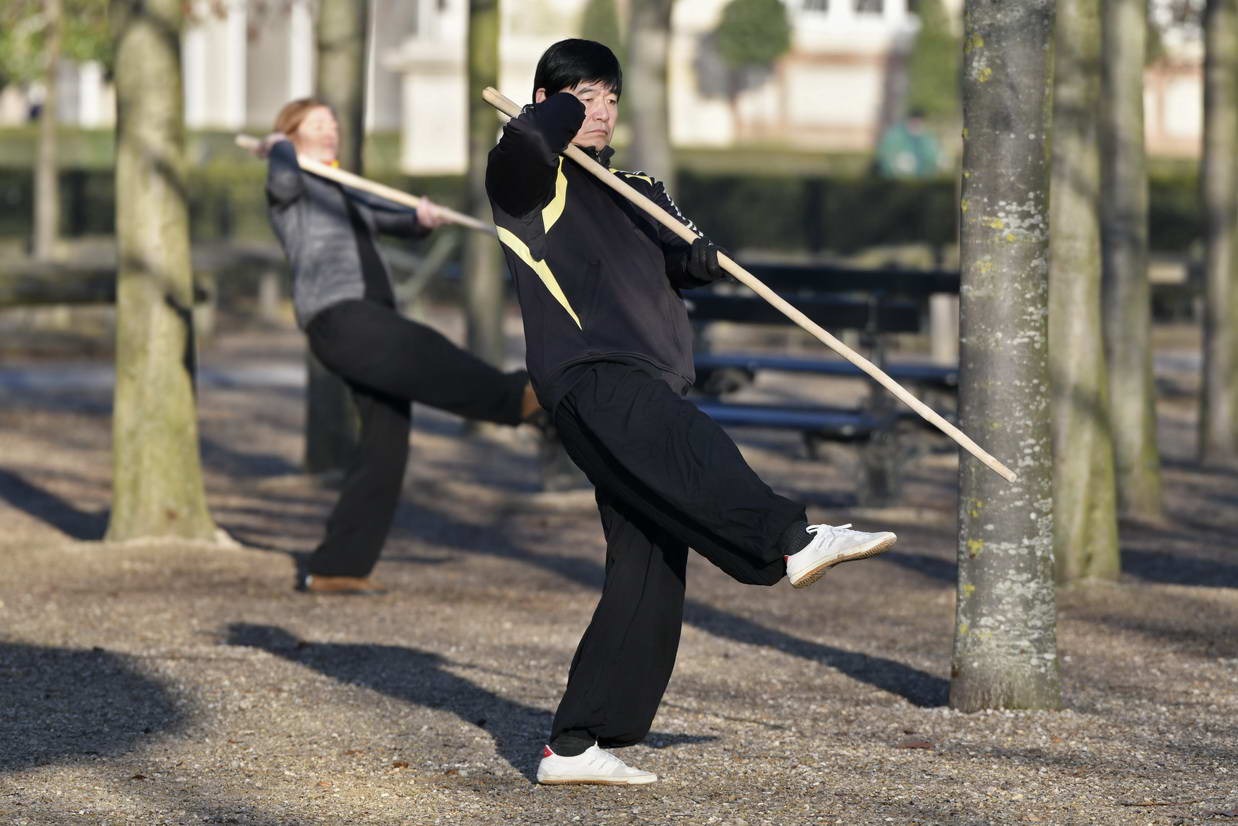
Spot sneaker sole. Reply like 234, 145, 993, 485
789, 533, 896, 589
537, 776, 658, 785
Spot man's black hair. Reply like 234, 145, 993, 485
532, 39, 622, 100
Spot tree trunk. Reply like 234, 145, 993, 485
950, 0, 1061, 713
625, 0, 675, 184
33, 0, 62, 260
1200, 0, 1238, 462
463, 0, 505, 367
306, 0, 368, 473
107, 0, 217, 542
1101, 0, 1162, 518
1049, 0, 1120, 582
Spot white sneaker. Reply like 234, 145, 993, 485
785, 523, 896, 588
536, 744, 658, 785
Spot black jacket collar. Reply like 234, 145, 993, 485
579, 145, 615, 166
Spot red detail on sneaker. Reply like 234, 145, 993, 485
542, 745, 553, 758
784, 555, 790, 562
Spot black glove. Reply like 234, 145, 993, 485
686, 237, 729, 283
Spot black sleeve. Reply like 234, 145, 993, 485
347, 188, 431, 239
486, 92, 585, 218
648, 178, 726, 289
371, 207, 427, 239
265, 139, 305, 208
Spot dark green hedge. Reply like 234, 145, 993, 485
0, 163, 1203, 255
676, 172, 960, 254
0, 165, 470, 243
1149, 174, 1202, 253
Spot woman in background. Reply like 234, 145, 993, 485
253, 98, 540, 595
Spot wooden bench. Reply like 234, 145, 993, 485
684, 261, 961, 505
692, 353, 958, 396
687, 261, 960, 392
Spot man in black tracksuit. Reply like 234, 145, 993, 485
487, 40, 897, 785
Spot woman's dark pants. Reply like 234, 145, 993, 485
304, 300, 527, 578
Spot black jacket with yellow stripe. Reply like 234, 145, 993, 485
486, 92, 712, 411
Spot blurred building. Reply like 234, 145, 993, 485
0, 61, 114, 128
386, 0, 1205, 173
1145, 0, 1206, 158
181, 0, 414, 133
389, 0, 924, 172
0, 0, 414, 135
0, 0, 1206, 169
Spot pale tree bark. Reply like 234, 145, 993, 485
950, 0, 1061, 713
33, 0, 62, 260
1049, 0, 1120, 582
625, 0, 675, 184
463, 0, 505, 367
1200, 0, 1238, 462
107, 0, 217, 541
1101, 0, 1162, 517
306, 0, 367, 473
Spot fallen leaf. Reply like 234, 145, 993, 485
343, 749, 365, 756
317, 781, 331, 788
129, 774, 146, 781
392, 761, 409, 769
444, 768, 459, 776
897, 739, 934, 750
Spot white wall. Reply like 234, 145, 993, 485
184, 0, 410, 133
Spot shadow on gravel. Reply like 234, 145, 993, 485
0, 643, 182, 772
199, 435, 302, 479
12, 796, 285, 826
225, 623, 714, 782
1162, 456, 1238, 480
880, 550, 956, 584
681, 601, 949, 708
397, 508, 950, 708
1122, 547, 1238, 589
0, 468, 107, 540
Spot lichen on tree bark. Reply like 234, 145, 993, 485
951, 0, 1061, 713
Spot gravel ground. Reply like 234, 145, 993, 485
1, 319, 1236, 826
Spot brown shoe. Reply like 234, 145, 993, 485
300, 574, 388, 595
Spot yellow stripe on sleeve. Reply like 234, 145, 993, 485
496, 227, 582, 329
610, 168, 653, 185
542, 158, 568, 234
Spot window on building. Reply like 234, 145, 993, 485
802, 0, 829, 12
855, 0, 884, 13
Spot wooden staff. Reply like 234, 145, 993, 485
481, 87, 1017, 483
234, 134, 496, 236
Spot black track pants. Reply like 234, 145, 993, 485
303, 300, 528, 577
548, 360, 805, 750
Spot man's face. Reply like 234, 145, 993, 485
536, 81, 618, 151
291, 106, 340, 164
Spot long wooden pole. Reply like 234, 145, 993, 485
234, 134, 496, 236
481, 87, 1017, 483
